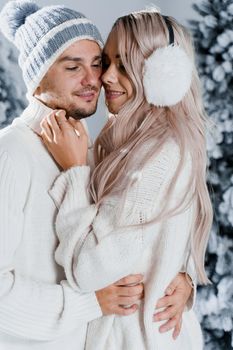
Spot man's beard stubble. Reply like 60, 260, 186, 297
42, 84, 100, 120
51, 97, 98, 121
67, 103, 98, 120
59, 87, 99, 120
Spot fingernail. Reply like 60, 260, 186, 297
165, 287, 172, 295
56, 110, 65, 117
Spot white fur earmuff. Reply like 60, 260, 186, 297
143, 44, 193, 107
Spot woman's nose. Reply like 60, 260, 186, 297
101, 65, 118, 85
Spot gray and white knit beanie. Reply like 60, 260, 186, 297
0, 0, 104, 95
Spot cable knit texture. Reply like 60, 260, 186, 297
0, 97, 101, 350
50, 139, 203, 350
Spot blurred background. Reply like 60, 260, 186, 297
0, 0, 232, 349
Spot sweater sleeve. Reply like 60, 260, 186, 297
50, 140, 195, 293
0, 151, 102, 341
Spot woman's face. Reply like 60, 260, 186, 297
101, 33, 133, 114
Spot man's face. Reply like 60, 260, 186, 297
35, 39, 102, 120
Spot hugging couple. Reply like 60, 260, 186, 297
0, 1, 212, 349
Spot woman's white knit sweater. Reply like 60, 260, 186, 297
50, 138, 203, 350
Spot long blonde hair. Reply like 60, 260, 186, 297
90, 9, 213, 284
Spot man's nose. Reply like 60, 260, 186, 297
82, 68, 101, 86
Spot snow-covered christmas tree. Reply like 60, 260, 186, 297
189, 0, 233, 349
0, 33, 26, 128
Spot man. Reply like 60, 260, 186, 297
0, 1, 195, 349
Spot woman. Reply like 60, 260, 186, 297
41, 10, 212, 350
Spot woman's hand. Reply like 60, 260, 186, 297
153, 272, 193, 340
40, 110, 88, 170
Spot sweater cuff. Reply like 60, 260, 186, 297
49, 166, 91, 209
180, 269, 197, 311
61, 281, 102, 326
186, 282, 196, 311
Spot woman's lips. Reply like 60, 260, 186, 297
105, 90, 125, 100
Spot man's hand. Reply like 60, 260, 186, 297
153, 273, 193, 340
96, 274, 143, 316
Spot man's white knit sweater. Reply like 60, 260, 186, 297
50, 139, 203, 350
0, 97, 102, 350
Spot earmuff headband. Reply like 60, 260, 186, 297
162, 16, 175, 45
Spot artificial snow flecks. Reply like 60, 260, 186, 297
204, 15, 218, 28
0, 34, 26, 128
213, 65, 225, 82
0, 102, 7, 123
190, 0, 233, 349
219, 186, 233, 226
130, 170, 143, 181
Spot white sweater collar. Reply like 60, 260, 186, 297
19, 96, 53, 135
17, 96, 93, 147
